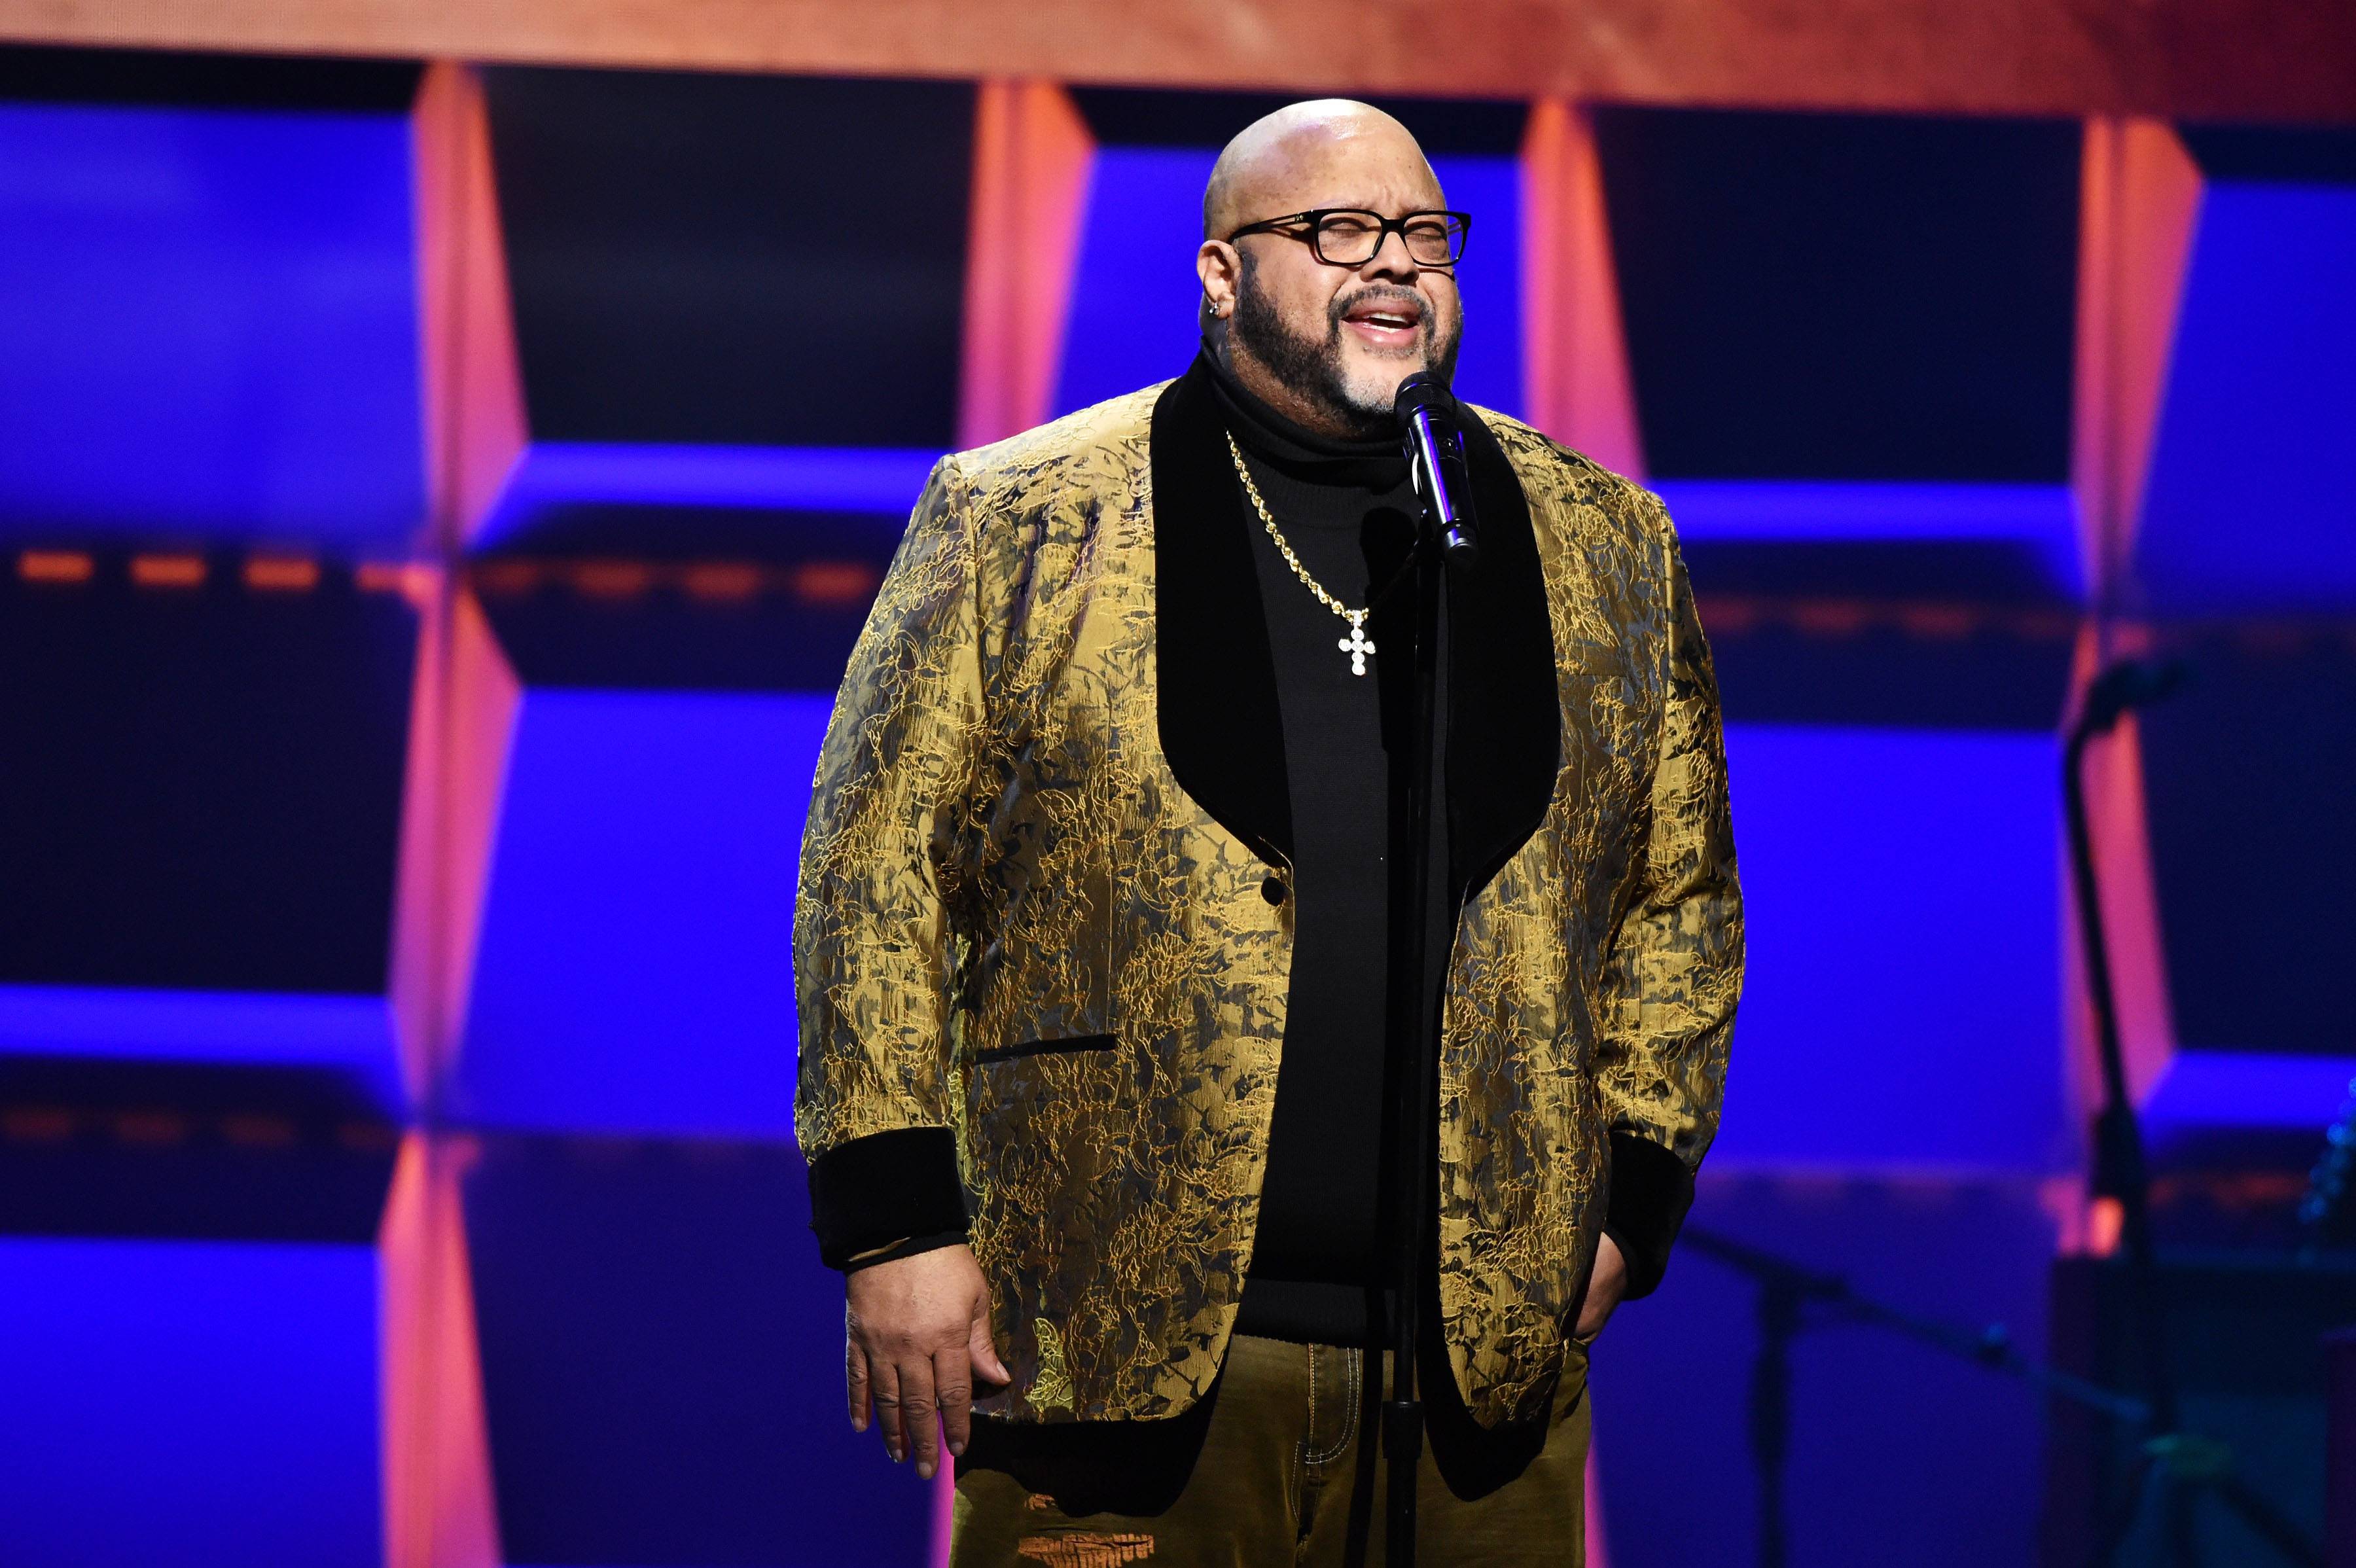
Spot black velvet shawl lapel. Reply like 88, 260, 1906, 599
1151, 363, 1293, 866
1445, 411, 1562, 905
1148, 362, 1558, 890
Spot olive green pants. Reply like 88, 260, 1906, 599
952, 1332, 1591, 1566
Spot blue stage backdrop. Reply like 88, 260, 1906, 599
0, 46, 2351, 1568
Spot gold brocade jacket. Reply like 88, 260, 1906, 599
794, 362, 1741, 1429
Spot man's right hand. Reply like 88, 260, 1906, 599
845, 1243, 1009, 1480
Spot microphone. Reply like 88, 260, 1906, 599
1394, 372, 1479, 562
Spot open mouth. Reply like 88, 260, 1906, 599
1341, 297, 1424, 349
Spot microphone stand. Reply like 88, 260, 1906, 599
1381, 453, 1444, 1568
2062, 658, 2318, 1567
1382, 383, 1477, 1568
1678, 1224, 2152, 1568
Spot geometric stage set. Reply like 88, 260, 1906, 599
0, 15, 2351, 1567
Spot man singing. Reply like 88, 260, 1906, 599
796, 99, 1741, 1563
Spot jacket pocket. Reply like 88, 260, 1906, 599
972, 1032, 1118, 1065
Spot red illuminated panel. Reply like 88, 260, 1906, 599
414, 62, 529, 552
380, 1132, 503, 1568
245, 556, 322, 592
130, 554, 208, 589
18, 549, 94, 584
959, 80, 1094, 449
1522, 99, 1645, 479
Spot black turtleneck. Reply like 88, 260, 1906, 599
1207, 351, 1423, 1347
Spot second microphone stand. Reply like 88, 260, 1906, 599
2062, 659, 2318, 1567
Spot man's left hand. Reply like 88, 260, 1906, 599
1575, 1232, 1628, 1342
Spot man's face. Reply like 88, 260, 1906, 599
1212, 134, 1463, 434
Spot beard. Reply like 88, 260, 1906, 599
1230, 256, 1461, 434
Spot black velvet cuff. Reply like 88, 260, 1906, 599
808, 1126, 969, 1272
1603, 1130, 1696, 1300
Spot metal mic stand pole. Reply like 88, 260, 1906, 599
2064, 680, 2198, 1568
2063, 668, 2318, 1567
1379, 378, 1480, 1568
1750, 1264, 1800, 1568
1381, 477, 1444, 1568
2063, 695, 2181, 1461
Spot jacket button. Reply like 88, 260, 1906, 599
1261, 876, 1289, 906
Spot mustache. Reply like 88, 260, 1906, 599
1330, 285, 1430, 332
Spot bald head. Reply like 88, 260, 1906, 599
1194, 98, 1462, 438
1202, 99, 1438, 241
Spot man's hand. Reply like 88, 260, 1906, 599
1575, 1232, 1628, 1342
846, 1244, 1009, 1479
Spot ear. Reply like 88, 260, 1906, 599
1196, 240, 1240, 321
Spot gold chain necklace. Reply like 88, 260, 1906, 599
1225, 431, 1378, 676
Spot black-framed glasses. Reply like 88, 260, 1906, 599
1225, 207, 1471, 268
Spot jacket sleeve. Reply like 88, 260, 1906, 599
1594, 493, 1743, 1299
794, 457, 986, 1271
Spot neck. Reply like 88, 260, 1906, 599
1200, 347, 1406, 488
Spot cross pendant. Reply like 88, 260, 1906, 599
1338, 615, 1376, 676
